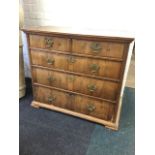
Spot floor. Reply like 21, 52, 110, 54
19, 79, 135, 155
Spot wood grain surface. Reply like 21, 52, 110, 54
22, 26, 134, 130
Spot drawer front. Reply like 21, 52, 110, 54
33, 86, 115, 121
31, 50, 122, 80
72, 74, 119, 101
33, 85, 69, 109
72, 39, 125, 59
33, 68, 68, 90
31, 50, 69, 71
29, 35, 71, 52
32, 68, 119, 101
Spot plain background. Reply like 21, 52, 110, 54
21, 0, 135, 78
0, 0, 155, 155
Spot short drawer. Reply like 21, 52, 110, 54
72, 39, 125, 59
31, 50, 122, 80
29, 35, 71, 52
33, 86, 115, 121
32, 68, 119, 101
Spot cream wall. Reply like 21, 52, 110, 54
22, 0, 135, 77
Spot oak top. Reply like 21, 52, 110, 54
22, 26, 134, 43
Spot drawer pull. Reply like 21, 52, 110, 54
87, 103, 96, 112
89, 64, 100, 73
45, 37, 54, 48
90, 42, 102, 53
67, 56, 76, 63
47, 76, 56, 83
47, 96, 56, 103
47, 58, 55, 65
87, 84, 96, 92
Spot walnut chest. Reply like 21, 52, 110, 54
22, 26, 134, 130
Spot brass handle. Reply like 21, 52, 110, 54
47, 96, 56, 103
87, 84, 96, 92
87, 103, 96, 112
89, 64, 100, 73
47, 76, 56, 83
45, 37, 54, 48
47, 58, 55, 65
90, 42, 102, 53
67, 56, 76, 63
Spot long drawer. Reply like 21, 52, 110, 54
32, 67, 119, 101
33, 85, 115, 121
31, 50, 122, 80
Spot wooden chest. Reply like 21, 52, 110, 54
22, 26, 134, 130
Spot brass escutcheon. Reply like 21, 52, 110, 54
68, 75, 76, 82
67, 56, 76, 63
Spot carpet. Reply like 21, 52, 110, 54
19, 79, 135, 155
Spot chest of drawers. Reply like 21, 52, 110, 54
22, 26, 134, 130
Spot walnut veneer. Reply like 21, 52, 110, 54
22, 26, 134, 130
